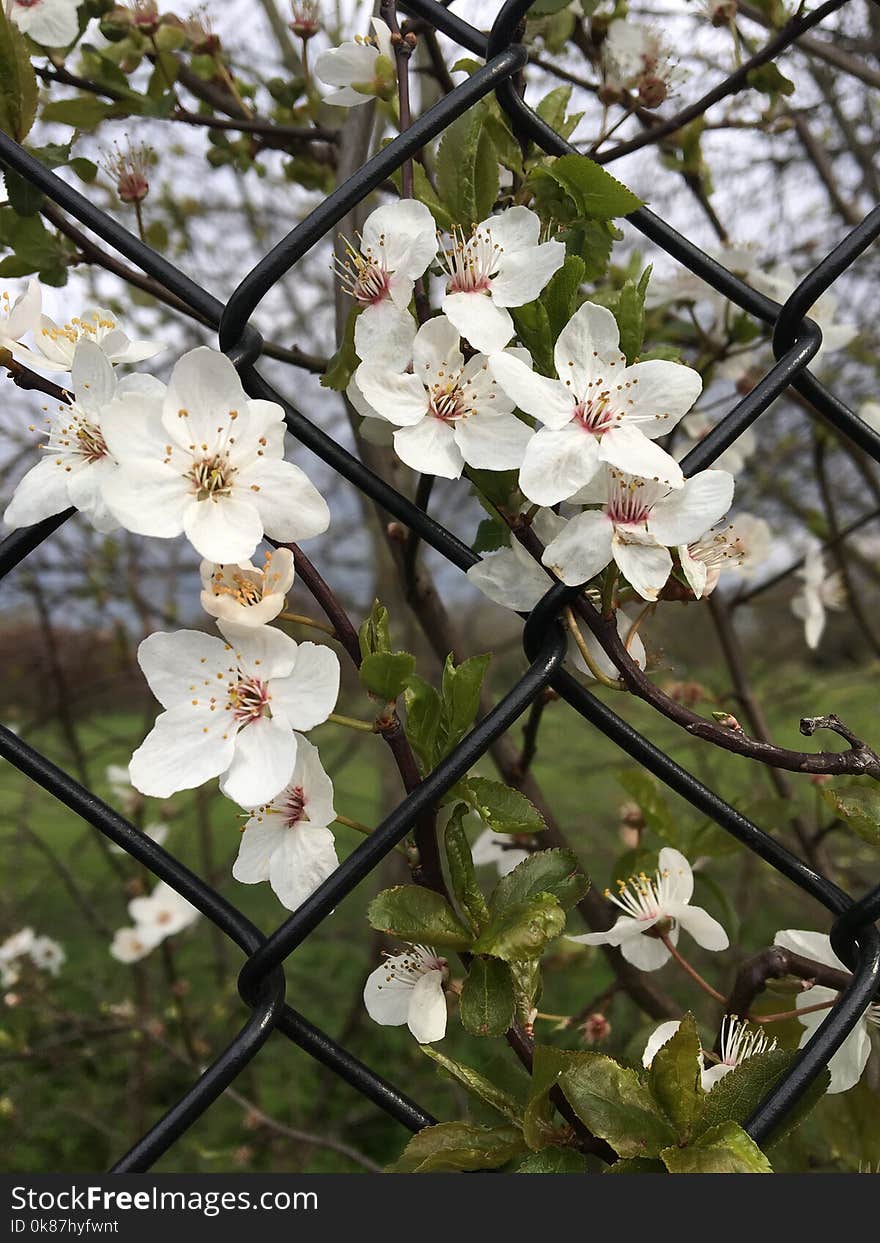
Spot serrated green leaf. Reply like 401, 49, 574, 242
441, 652, 491, 753
322, 305, 359, 389
444, 804, 489, 933
463, 776, 546, 835
510, 300, 554, 376
746, 62, 795, 97
358, 599, 392, 660
436, 103, 485, 228
0, 11, 37, 143
459, 958, 516, 1038
403, 673, 443, 772
3, 169, 42, 216
40, 96, 136, 130
531, 153, 642, 221
819, 785, 880, 846
474, 124, 499, 221
489, 848, 588, 914
367, 886, 472, 950
524, 1045, 595, 1150
360, 650, 415, 702
661, 1121, 772, 1173
420, 1046, 523, 1123
696, 1048, 796, 1137
471, 892, 565, 961
535, 85, 583, 141
542, 255, 586, 340
615, 264, 652, 364
560, 1055, 677, 1158
517, 1146, 589, 1172
648, 1012, 703, 1142
472, 515, 509, 554
389, 1122, 525, 1172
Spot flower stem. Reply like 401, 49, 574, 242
335, 814, 409, 857
661, 934, 727, 1004
278, 610, 338, 638
329, 712, 375, 732
749, 998, 836, 1024
563, 606, 620, 690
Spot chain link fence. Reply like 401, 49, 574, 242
1, 0, 879, 1173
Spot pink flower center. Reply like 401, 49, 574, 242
429, 382, 466, 422
606, 474, 653, 528
284, 785, 307, 827
442, 227, 501, 295
573, 395, 616, 435
229, 676, 270, 725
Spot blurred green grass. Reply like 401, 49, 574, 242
1, 657, 879, 1172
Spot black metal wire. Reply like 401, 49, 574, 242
0, 0, 878, 1172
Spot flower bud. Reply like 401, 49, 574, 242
580, 1012, 612, 1045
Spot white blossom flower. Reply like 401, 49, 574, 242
363, 944, 449, 1043
775, 928, 880, 1094
643, 1014, 776, 1089
0, 928, 35, 963
28, 935, 65, 975
130, 621, 340, 808
5, 0, 80, 47
493, 301, 700, 503
314, 17, 396, 107
0, 281, 41, 359
100, 347, 330, 563
110, 925, 162, 964
199, 548, 295, 628
602, 20, 687, 106
232, 734, 338, 912
542, 466, 734, 600
569, 847, 729, 971
466, 509, 648, 679
471, 830, 529, 877
355, 315, 532, 479
29, 307, 164, 372
791, 543, 845, 649
674, 410, 757, 476
127, 880, 200, 941
679, 512, 771, 599
340, 199, 436, 370
439, 207, 565, 354
3, 340, 159, 534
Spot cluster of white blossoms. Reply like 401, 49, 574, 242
110, 881, 200, 964
5, 0, 81, 48
0, 927, 65, 989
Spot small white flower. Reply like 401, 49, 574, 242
791, 543, 845, 649
127, 880, 200, 941
466, 509, 648, 680
28, 935, 65, 975
110, 926, 162, 964
493, 300, 700, 503
363, 943, 449, 1043
602, 20, 687, 106
0, 928, 35, 962
29, 307, 164, 373
675, 410, 757, 477
0, 281, 41, 359
200, 548, 295, 628
130, 621, 339, 808
3, 340, 156, 534
471, 830, 529, 877
642, 1014, 776, 1089
341, 199, 437, 370
356, 315, 532, 479
232, 734, 338, 912
314, 17, 396, 107
5, 0, 80, 47
775, 928, 880, 1094
439, 206, 565, 354
542, 466, 734, 600
569, 847, 729, 971
100, 347, 330, 563
679, 512, 771, 599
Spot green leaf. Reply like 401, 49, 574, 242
604, 1157, 666, 1173
527, 0, 573, 13
564, 218, 616, 282
489, 848, 588, 914
463, 776, 546, 835
443, 804, 489, 933
474, 124, 499, 221
696, 1048, 828, 1145
68, 157, 98, 184
819, 785, 880, 846
436, 102, 487, 228
746, 62, 795, 97
367, 886, 473, 950
40, 96, 135, 130
531, 153, 642, 221
3, 169, 42, 216
0, 10, 37, 142
617, 769, 681, 847
471, 892, 565, 962
359, 650, 415, 702
403, 674, 443, 772
542, 255, 585, 340
615, 264, 652, 365
389, 1122, 525, 1172
524, 1045, 594, 1150
535, 85, 583, 141
517, 1146, 589, 1173
468, 467, 520, 509
410, 161, 455, 232
661, 1121, 772, 1173
560, 1055, 678, 1158
472, 515, 509, 554
358, 599, 392, 660
420, 1047, 523, 1124
460, 958, 516, 1037
322, 305, 359, 389
648, 1012, 703, 1142
440, 652, 491, 753
510, 300, 553, 375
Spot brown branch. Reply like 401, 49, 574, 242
0, 351, 71, 403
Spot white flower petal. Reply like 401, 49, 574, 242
625, 359, 703, 438
244, 458, 330, 543
268, 825, 339, 911
355, 364, 427, 427
519, 425, 601, 506
542, 508, 614, 586
220, 717, 297, 808
233, 818, 288, 883
773, 929, 848, 973
363, 959, 413, 1027
137, 629, 229, 708
648, 471, 735, 547
354, 300, 417, 370
611, 532, 672, 601
129, 705, 236, 798
489, 352, 572, 428
393, 419, 463, 478
598, 424, 684, 487
270, 642, 340, 731
442, 291, 514, 354
453, 411, 532, 471
489, 240, 566, 307
671, 902, 729, 952
183, 496, 264, 564
553, 301, 623, 395
642, 1020, 682, 1068
407, 969, 448, 1043
3, 456, 73, 529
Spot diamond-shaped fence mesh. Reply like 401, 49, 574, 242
1, 0, 879, 1174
